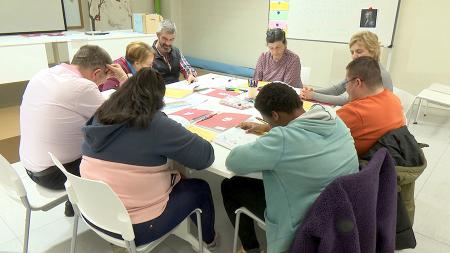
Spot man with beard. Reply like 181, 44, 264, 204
152, 19, 197, 84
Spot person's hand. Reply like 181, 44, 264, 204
187, 74, 197, 84
106, 64, 127, 82
301, 86, 314, 100
238, 122, 270, 135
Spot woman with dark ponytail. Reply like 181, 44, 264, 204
79, 67, 218, 248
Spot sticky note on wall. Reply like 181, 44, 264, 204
270, 1, 289, 11
269, 10, 289, 20
269, 20, 288, 30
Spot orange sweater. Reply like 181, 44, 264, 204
337, 89, 405, 156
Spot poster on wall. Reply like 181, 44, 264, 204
88, 0, 132, 31
63, 0, 84, 28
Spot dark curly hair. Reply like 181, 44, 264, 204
254, 82, 303, 116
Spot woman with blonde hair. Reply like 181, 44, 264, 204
100, 41, 155, 91
301, 31, 393, 105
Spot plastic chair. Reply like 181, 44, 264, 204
0, 154, 68, 253
393, 87, 415, 124
408, 84, 450, 125
300, 66, 311, 86
232, 207, 266, 253
48, 152, 207, 253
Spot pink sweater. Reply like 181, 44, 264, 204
80, 156, 181, 224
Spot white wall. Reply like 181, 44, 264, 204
162, 0, 450, 95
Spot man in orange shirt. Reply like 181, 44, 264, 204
337, 56, 404, 156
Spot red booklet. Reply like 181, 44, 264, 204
170, 108, 213, 122
204, 89, 240, 99
196, 113, 252, 131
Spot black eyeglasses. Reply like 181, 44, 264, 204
343, 77, 361, 86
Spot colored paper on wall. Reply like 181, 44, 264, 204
268, 20, 288, 30
269, 10, 289, 20
270, 1, 289, 11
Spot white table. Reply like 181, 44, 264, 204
164, 73, 263, 179
0, 30, 157, 85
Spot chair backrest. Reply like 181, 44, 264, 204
0, 154, 27, 200
48, 153, 135, 241
393, 87, 415, 115
301, 66, 311, 85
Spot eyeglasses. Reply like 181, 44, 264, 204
343, 77, 360, 86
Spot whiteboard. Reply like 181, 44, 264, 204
0, 0, 66, 35
286, 0, 400, 47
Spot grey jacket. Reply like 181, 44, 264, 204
312, 64, 393, 106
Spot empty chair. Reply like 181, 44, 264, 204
0, 154, 68, 253
49, 152, 208, 253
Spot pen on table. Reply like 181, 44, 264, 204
195, 113, 218, 123
256, 117, 269, 124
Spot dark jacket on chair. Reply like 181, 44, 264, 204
361, 125, 426, 224
361, 126, 426, 250
289, 148, 397, 253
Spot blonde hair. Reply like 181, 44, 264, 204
125, 42, 155, 64
349, 31, 381, 61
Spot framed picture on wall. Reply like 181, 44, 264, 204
63, 0, 84, 29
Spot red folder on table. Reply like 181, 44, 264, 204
196, 113, 252, 131
204, 89, 240, 99
170, 108, 213, 122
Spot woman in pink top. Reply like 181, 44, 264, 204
254, 28, 302, 88
100, 41, 155, 91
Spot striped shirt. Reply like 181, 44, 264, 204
254, 49, 302, 88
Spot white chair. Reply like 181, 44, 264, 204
232, 207, 266, 253
393, 87, 415, 124
301, 66, 311, 85
0, 154, 68, 253
48, 152, 208, 253
408, 84, 450, 125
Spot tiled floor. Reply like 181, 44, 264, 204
0, 105, 449, 252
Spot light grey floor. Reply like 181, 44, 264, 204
0, 107, 449, 253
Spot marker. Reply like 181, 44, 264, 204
256, 117, 269, 124
195, 113, 218, 123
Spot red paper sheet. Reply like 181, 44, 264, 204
196, 113, 252, 131
170, 108, 213, 121
204, 89, 240, 99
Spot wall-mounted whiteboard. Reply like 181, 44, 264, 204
286, 0, 400, 47
0, 0, 66, 35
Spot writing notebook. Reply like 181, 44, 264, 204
196, 113, 252, 132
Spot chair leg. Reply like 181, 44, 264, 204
70, 211, 79, 253
414, 98, 424, 124
23, 208, 31, 253
232, 211, 242, 253
195, 209, 203, 253
126, 240, 138, 253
